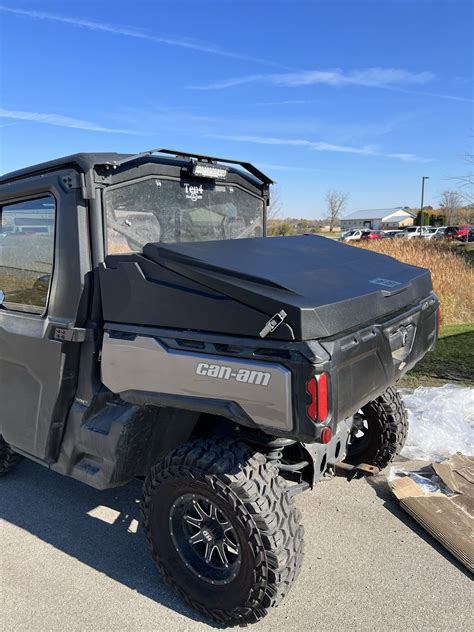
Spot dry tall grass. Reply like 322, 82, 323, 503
355, 239, 473, 325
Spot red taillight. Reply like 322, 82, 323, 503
318, 373, 328, 421
306, 373, 329, 423
321, 427, 332, 444
437, 305, 441, 337
306, 376, 318, 421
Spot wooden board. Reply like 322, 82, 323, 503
391, 454, 474, 574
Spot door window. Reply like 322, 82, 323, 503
0, 195, 56, 313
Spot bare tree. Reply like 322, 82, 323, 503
267, 185, 283, 219
325, 190, 348, 231
456, 153, 473, 205
439, 190, 462, 224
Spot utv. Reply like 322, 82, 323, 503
0, 149, 438, 625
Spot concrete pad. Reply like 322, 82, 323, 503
1, 459, 472, 631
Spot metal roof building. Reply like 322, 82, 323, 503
340, 207, 415, 230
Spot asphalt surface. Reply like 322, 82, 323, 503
1, 458, 471, 632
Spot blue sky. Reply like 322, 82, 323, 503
0, 0, 472, 217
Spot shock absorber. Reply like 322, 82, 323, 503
242, 435, 305, 471
242, 433, 311, 495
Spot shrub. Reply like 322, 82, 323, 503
267, 221, 294, 236
355, 239, 473, 325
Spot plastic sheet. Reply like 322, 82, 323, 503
387, 467, 455, 496
400, 385, 474, 461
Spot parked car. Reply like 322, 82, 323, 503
402, 226, 431, 239
340, 228, 366, 242
444, 225, 470, 242
361, 230, 383, 240
423, 226, 446, 240
382, 230, 403, 239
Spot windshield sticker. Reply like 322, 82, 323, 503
185, 183, 203, 202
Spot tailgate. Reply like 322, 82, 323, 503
320, 293, 439, 423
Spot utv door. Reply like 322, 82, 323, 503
0, 170, 91, 461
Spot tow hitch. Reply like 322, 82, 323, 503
335, 461, 380, 481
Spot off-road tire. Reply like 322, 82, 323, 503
141, 436, 304, 626
0, 435, 22, 476
346, 386, 408, 470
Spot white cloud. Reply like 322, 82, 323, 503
192, 68, 472, 104
387, 153, 427, 162
190, 67, 434, 90
211, 134, 432, 163
0, 6, 287, 68
384, 85, 474, 103
0, 108, 135, 133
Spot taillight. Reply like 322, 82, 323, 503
321, 427, 332, 444
306, 373, 329, 423
318, 373, 328, 421
306, 376, 318, 421
437, 304, 441, 337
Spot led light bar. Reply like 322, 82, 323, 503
192, 161, 228, 179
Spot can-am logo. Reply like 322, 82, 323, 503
196, 363, 271, 386
185, 183, 203, 202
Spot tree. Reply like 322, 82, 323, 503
267, 220, 293, 236
439, 190, 462, 224
267, 185, 283, 220
325, 190, 348, 231
457, 152, 473, 205
416, 210, 447, 226
276, 222, 293, 236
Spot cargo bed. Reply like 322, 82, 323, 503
101, 235, 434, 342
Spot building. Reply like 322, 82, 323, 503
340, 207, 415, 231
13, 216, 55, 235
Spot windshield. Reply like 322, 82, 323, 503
104, 177, 264, 254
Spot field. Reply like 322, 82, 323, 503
354, 238, 473, 387
355, 238, 473, 325
399, 322, 474, 387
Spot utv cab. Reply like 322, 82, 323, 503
0, 149, 438, 625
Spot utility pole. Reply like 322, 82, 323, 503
420, 176, 430, 226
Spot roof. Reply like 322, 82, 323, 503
384, 213, 413, 223
1, 149, 273, 186
0, 153, 129, 182
342, 207, 412, 221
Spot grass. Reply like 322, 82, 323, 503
355, 239, 474, 325
399, 322, 474, 388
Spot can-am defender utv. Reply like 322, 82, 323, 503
0, 149, 438, 625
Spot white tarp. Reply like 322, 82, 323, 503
401, 385, 474, 461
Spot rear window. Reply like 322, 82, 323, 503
104, 177, 264, 254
